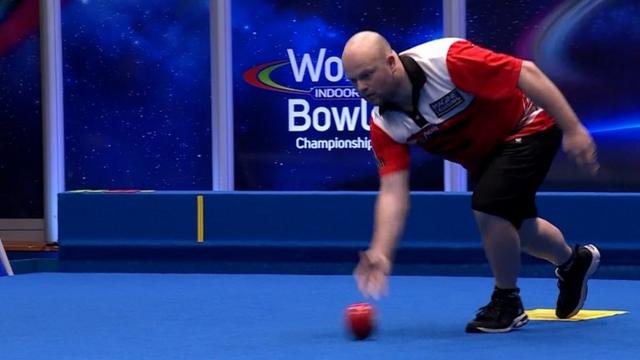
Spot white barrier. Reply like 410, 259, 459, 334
0, 238, 14, 276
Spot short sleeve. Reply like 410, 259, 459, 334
446, 40, 523, 100
370, 121, 410, 176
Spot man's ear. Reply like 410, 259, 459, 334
387, 53, 397, 73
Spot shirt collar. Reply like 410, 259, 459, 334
379, 54, 426, 114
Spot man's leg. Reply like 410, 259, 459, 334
519, 217, 572, 265
474, 211, 521, 289
519, 217, 600, 318
467, 128, 562, 333
465, 211, 528, 333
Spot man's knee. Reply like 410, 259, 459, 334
471, 193, 535, 229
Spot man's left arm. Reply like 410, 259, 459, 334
518, 60, 599, 175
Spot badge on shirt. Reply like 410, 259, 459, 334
429, 89, 465, 118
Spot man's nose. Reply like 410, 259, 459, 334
357, 82, 368, 94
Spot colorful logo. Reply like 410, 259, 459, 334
243, 57, 361, 100
243, 60, 309, 95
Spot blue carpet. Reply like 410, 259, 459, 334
0, 273, 637, 359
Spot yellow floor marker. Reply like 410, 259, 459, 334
197, 195, 204, 243
526, 308, 628, 321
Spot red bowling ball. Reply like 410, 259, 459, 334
345, 302, 376, 340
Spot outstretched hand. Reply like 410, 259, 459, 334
353, 250, 392, 300
562, 125, 599, 175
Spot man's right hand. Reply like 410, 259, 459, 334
562, 125, 599, 175
353, 250, 392, 299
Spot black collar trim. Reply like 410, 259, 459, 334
379, 55, 428, 127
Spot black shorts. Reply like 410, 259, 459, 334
470, 126, 562, 229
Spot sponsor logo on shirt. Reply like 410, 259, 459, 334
407, 124, 439, 145
429, 89, 464, 117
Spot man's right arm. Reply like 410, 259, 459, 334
354, 170, 409, 299
369, 170, 410, 262
356, 120, 411, 298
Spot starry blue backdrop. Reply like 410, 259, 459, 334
0, 0, 42, 217
467, 0, 640, 191
3, 0, 640, 218
62, 0, 212, 190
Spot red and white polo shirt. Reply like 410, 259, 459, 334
371, 38, 555, 175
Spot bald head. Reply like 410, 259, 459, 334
342, 31, 392, 63
341, 31, 400, 106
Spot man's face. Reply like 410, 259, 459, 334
342, 51, 394, 106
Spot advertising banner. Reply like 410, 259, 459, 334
233, 0, 444, 190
